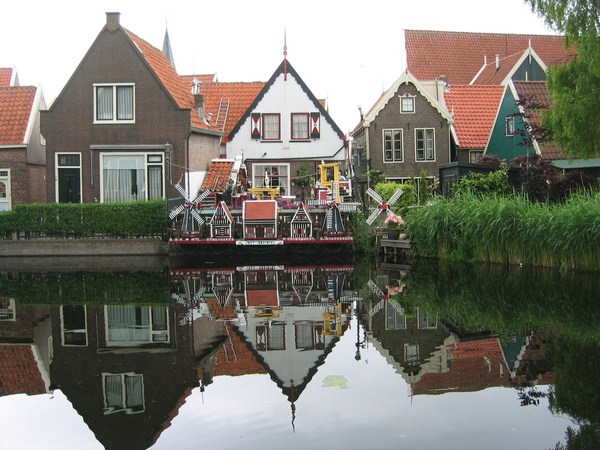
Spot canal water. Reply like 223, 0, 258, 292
1, 254, 598, 450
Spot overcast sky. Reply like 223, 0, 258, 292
1, 0, 554, 133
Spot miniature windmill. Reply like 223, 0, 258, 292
169, 183, 211, 235
365, 187, 403, 225
367, 279, 404, 317
171, 275, 212, 325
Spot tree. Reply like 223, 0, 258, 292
527, 1, 600, 158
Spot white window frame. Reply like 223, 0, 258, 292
400, 94, 415, 113
60, 305, 88, 347
0, 169, 11, 212
291, 113, 310, 140
102, 372, 145, 415
252, 163, 290, 193
0, 298, 15, 321
506, 116, 516, 136
100, 152, 164, 203
104, 305, 170, 346
383, 129, 403, 162
94, 83, 135, 124
415, 128, 435, 162
262, 113, 281, 141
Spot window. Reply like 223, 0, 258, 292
418, 309, 437, 329
105, 305, 169, 345
291, 113, 310, 140
383, 129, 403, 162
103, 373, 144, 414
61, 305, 87, 346
405, 344, 419, 362
101, 153, 164, 203
268, 323, 286, 350
415, 128, 435, 161
386, 301, 406, 330
0, 298, 15, 321
506, 116, 516, 136
253, 163, 289, 192
469, 150, 483, 164
262, 113, 280, 140
400, 94, 415, 113
94, 84, 134, 123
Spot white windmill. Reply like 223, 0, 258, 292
168, 183, 211, 236
367, 279, 404, 317
365, 187, 404, 225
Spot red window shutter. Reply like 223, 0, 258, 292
310, 112, 320, 138
251, 113, 261, 139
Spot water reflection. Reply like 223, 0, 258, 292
1, 257, 599, 449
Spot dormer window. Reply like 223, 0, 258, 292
400, 94, 415, 113
94, 84, 135, 123
506, 116, 516, 136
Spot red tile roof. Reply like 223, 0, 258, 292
0, 86, 36, 145
243, 200, 277, 221
471, 52, 525, 85
209, 322, 267, 376
201, 160, 234, 192
125, 30, 211, 131
444, 85, 504, 149
0, 68, 14, 87
181, 78, 265, 136
512, 80, 565, 159
405, 30, 576, 85
0, 345, 46, 395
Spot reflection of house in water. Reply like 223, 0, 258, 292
172, 264, 355, 409
0, 294, 51, 396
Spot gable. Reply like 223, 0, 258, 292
228, 59, 344, 141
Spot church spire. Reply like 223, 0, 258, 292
162, 23, 176, 70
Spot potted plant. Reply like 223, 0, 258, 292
384, 212, 404, 240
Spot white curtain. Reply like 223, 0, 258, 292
96, 86, 113, 120
107, 305, 150, 341
117, 86, 133, 120
103, 155, 145, 203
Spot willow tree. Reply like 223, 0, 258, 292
528, 0, 600, 158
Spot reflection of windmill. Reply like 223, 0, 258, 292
367, 279, 404, 317
169, 183, 211, 236
172, 275, 212, 325
365, 187, 403, 225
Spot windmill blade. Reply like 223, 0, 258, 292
193, 189, 211, 204
387, 188, 404, 206
366, 208, 382, 225
368, 279, 385, 298
193, 287, 206, 302
174, 183, 190, 201
366, 188, 383, 205
168, 204, 185, 220
190, 209, 205, 226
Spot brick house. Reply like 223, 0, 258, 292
0, 72, 47, 211
41, 12, 222, 204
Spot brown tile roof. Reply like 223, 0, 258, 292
243, 200, 277, 221
210, 322, 267, 376
125, 30, 211, 131
0, 86, 36, 145
405, 30, 576, 85
512, 80, 566, 159
471, 52, 525, 85
247, 290, 279, 306
444, 85, 504, 149
0, 68, 14, 87
0, 345, 46, 395
181, 78, 265, 137
201, 160, 235, 192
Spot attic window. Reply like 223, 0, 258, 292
505, 116, 516, 136
400, 94, 415, 113
94, 83, 135, 124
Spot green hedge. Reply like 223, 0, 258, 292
0, 200, 167, 238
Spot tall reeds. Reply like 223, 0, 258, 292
407, 191, 600, 271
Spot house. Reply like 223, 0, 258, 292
242, 199, 278, 240
351, 70, 454, 200
41, 12, 222, 204
209, 201, 234, 239
221, 58, 348, 202
0, 78, 47, 211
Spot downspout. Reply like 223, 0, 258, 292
185, 130, 192, 197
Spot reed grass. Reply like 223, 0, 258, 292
407, 191, 600, 271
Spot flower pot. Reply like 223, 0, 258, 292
387, 229, 400, 240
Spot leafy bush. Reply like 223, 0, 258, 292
453, 165, 514, 197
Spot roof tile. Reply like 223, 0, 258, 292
201, 160, 234, 192
0, 68, 14, 87
0, 86, 36, 145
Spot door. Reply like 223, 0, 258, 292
0, 170, 10, 211
58, 168, 81, 203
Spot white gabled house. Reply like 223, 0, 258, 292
225, 58, 348, 201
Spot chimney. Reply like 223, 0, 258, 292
194, 93, 205, 120
495, 54, 500, 70
106, 12, 121, 32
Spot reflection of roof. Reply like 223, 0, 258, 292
0, 345, 46, 395
210, 322, 268, 376
244, 200, 277, 221
405, 30, 576, 85
0, 86, 37, 145
246, 289, 278, 306
413, 337, 511, 395
444, 85, 504, 149
201, 160, 234, 192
